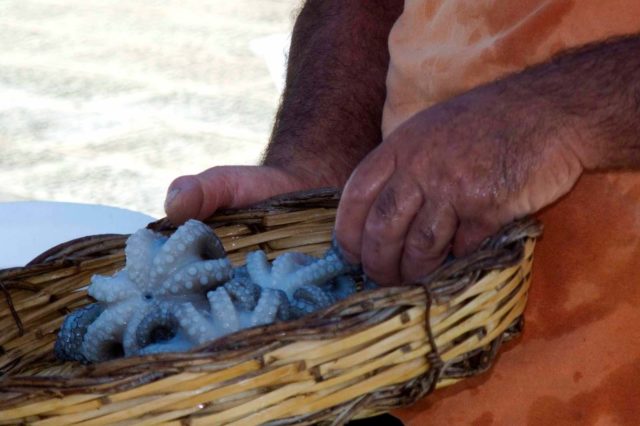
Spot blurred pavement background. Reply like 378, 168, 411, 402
0, 0, 299, 217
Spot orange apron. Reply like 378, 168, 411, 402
382, 1, 640, 424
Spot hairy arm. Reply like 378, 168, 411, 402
336, 33, 640, 284
164, 0, 402, 223
515, 34, 640, 171
264, 0, 404, 185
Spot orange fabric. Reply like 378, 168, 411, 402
383, 0, 640, 136
382, 1, 640, 425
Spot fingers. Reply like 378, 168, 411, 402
335, 145, 463, 285
164, 165, 307, 224
452, 216, 501, 257
164, 175, 205, 225
335, 147, 397, 264
360, 176, 423, 285
400, 201, 458, 283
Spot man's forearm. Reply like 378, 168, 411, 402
263, 0, 403, 186
505, 34, 640, 171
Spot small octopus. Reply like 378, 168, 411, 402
56, 220, 233, 362
243, 248, 358, 317
55, 221, 369, 363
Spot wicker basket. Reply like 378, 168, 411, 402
0, 188, 540, 425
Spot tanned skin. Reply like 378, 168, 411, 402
164, 0, 403, 224
265, 0, 404, 185
166, 1, 640, 285
336, 34, 640, 284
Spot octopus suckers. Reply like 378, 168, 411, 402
55, 220, 369, 363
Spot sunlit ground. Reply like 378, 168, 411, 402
0, 0, 298, 217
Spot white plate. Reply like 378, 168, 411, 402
0, 201, 155, 268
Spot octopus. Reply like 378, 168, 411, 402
55, 220, 366, 363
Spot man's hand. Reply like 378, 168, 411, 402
336, 83, 584, 285
164, 0, 402, 224
164, 165, 317, 224
336, 33, 640, 286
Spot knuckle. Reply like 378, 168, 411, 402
405, 226, 436, 257
344, 160, 378, 195
341, 182, 370, 209
364, 190, 402, 239
404, 226, 450, 265
363, 217, 393, 242
342, 181, 364, 202
373, 187, 398, 221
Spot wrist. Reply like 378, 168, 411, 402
538, 94, 601, 173
261, 157, 347, 189
492, 75, 590, 175
262, 138, 359, 189
503, 35, 640, 172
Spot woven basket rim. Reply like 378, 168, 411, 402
0, 187, 542, 367
0, 188, 542, 424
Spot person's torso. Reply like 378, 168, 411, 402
383, 0, 640, 136
385, 2, 640, 424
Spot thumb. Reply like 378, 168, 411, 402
164, 165, 308, 224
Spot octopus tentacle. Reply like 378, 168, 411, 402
54, 303, 104, 362
248, 288, 281, 327
56, 220, 369, 363
150, 220, 226, 286
224, 278, 261, 311
295, 284, 336, 306
125, 228, 166, 287
274, 289, 291, 321
123, 303, 198, 355
290, 299, 316, 318
135, 305, 180, 349
175, 303, 218, 346
208, 287, 240, 335
291, 284, 336, 317
245, 250, 272, 288
330, 276, 358, 300
88, 270, 139, 303
155, 258, 232, 296
177, 219, 227, 259
271, 252, 316, 281
233, 265, 250, 281
82, 300, 139, 362
283, 255, 350, 295
137, 337, 194, 355
122, 302, 156, 355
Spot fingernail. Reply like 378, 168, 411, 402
164, 188, 180, 212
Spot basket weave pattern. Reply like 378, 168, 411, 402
0, 189, 540, 425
